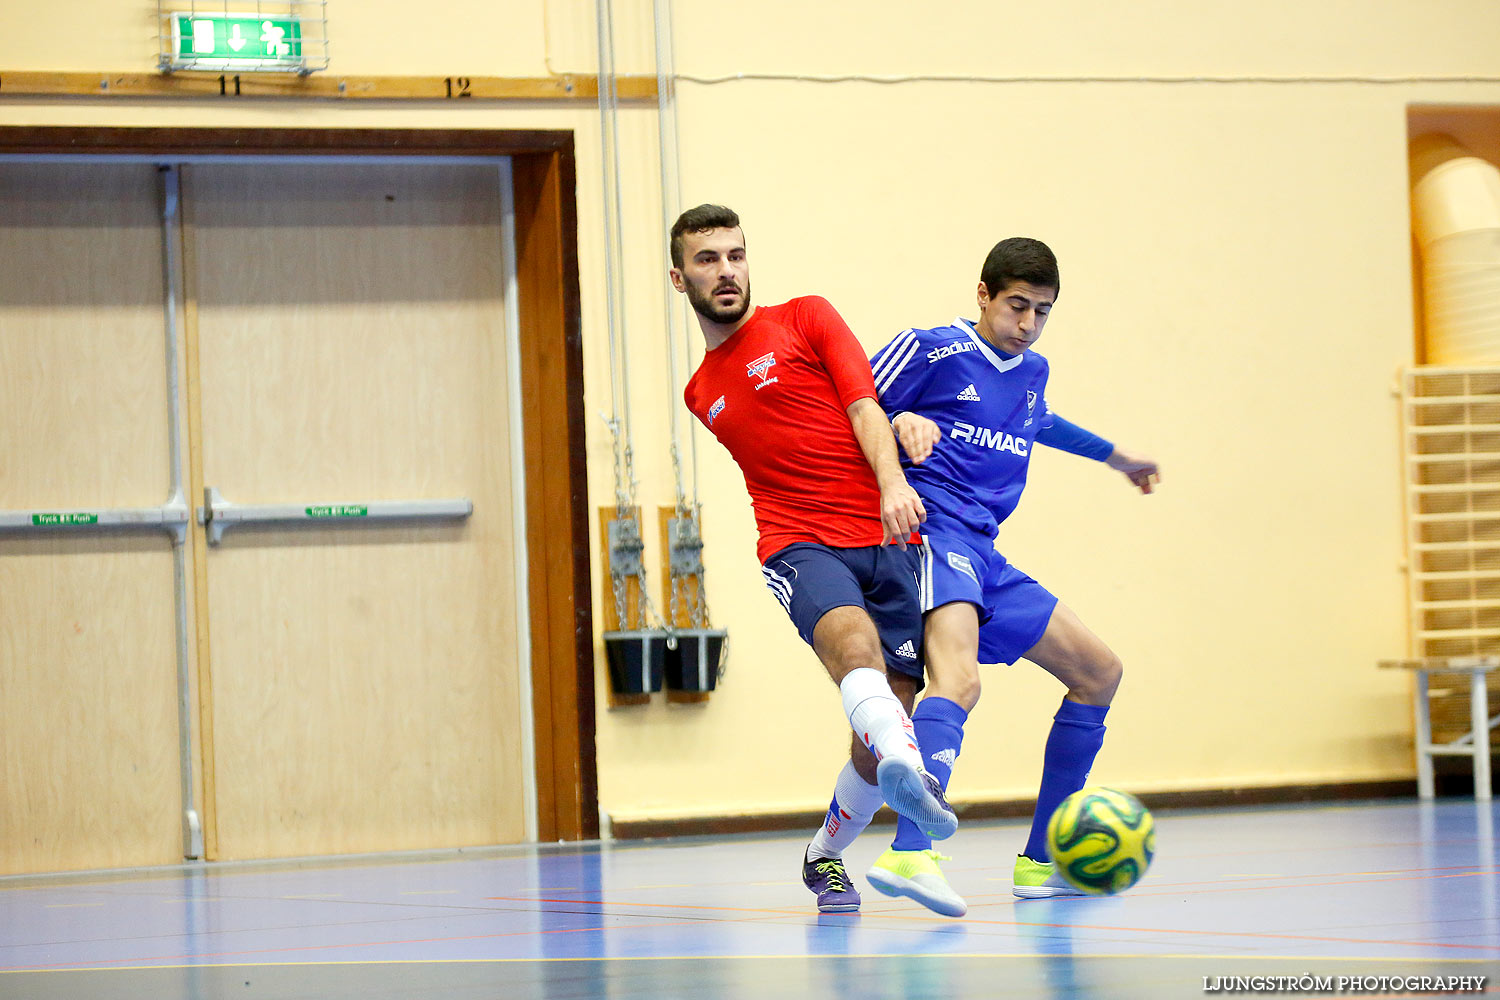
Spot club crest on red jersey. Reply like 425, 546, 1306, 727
747, 351, 779, 389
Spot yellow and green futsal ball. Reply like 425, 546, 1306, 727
1046, 786, 1156, 895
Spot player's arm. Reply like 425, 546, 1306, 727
870, 328, 941, 464
1037, 414, 1161, 495
847, 396, 926, 546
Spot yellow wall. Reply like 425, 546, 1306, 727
4, 0, 1498, 834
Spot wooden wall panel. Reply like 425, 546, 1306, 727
0, 163, 184, 873
189, 162, 526, 859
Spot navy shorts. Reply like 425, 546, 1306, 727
918, 514, 1059, 666
761, 542, 925, 687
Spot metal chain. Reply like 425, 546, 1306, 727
669, 441, 689, 516
668, 552, 683, 630
603, 414, 630, 516
689, 501, 710, 628
600, 414, 662, 631
633, 517, 664, 631
611, 560, 629, 632
622, 440, 638, 517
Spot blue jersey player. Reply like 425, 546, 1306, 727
800, 237, 1158, 916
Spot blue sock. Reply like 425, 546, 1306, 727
1023, 699, 1109, 862
891, 696, 967, 852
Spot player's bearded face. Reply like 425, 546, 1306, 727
685, 271, 751, 325
675, 227, 752, 326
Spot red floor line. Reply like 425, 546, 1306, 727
6, 867, 1492, 973
486, 895, 817, 918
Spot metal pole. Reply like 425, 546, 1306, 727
597, 0, 633, 516
161, 164, 204, 860
1471, 668, 1492, 800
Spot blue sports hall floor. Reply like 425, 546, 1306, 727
1, 798, 1496, 999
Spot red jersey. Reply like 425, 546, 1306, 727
684, 296, 886, 562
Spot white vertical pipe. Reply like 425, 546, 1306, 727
1471, 668, 1492, 800
654, 0, 692, 513
498, 157, 539, 843
597, 0, 634, 513
1415, 669, 1435, 799
160, 164, 204, 860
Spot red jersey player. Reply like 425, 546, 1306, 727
670, 204, 955, 913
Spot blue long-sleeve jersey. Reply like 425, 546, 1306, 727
870, 317, 1111, 537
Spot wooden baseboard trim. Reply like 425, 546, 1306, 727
607, 779, 1420, 841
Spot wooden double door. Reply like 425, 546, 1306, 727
1, 155, 548, 871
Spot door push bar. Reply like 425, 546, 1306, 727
0, 500, 191, 542
199, 486, 472, 544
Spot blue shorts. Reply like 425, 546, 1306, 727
918, 517, 1058, 666
761, 542, 925, 687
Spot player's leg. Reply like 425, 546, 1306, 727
765, 542, 953, 908
805, 670, 916, 869
1013, 600, 1122, 898
807, 678, 916, 872
895, 602, 980, 857
866, 602, 977, 917
867, 532, 986, 917
810, 551, 955, 842
901, 532, 987, 836
811, 605, 932, 777
802, 756, 884, 912
763, 544, 927, 773
800, 545, 952, 912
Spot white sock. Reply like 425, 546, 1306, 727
839, 667, 922, 770
808, 761, 884, 860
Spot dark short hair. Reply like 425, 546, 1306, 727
980, 237, 1060, 298
669, 204, 742, 268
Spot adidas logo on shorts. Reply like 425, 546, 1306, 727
895, 640, 917, 659
957, 383, 981, 401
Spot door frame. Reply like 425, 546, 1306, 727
0, 126, 598, 843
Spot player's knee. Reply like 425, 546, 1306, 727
1077, 650, 1122, 705
814, 610, 885, 679
838, 637, 886, 677
927, 662, 982, 712
961, 670, 983, 710
947, 672, 983, 713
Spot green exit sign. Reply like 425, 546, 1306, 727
168, 13, 304, 72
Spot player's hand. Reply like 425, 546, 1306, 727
1105, 449, 1161, 495
881, 479, 927, 548
892, 412, 942, 464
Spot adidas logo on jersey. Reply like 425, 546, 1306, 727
957, 384, 981, 401
895, 640, 917, 660
930, 748, 957, 768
